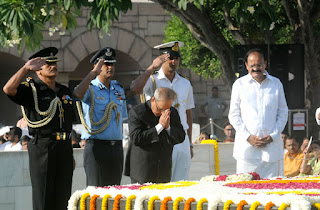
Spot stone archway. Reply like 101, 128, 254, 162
62, 27, 152, 71
64, 26, 152, 93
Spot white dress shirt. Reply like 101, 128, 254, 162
228, 71, 288, 162
0, 141, 22, 151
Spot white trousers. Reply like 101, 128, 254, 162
236, 158, 284, 179
171, 134, 191, 181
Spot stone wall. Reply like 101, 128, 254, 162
0, 143, 236, 210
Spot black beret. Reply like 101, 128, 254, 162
28, 47, 59, 62
90, 47, 116, 64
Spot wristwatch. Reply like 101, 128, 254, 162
190, 143, 194, 148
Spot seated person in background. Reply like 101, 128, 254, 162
20, 135, 31, 150
223, 123, 235, 143
300, 137, 310, 152
284, 136, 304, 177
193, 132, 209, 144
0, 126, 22, 151
300, 140, 320, 176
71, 130, 81, 148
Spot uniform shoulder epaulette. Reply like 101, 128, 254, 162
21, 77, 34, 87
113, 80, 123, 88
178, 73, 190, 80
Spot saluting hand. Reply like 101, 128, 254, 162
25, 57, 47, 71
159, 109, 171, 129
150, 54, 170, 71
92, 59, 104, 76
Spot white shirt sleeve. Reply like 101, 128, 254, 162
316, 108, 320, 125
155, 124, 164, 135
269, 82, 289, 140
186, 83, 195, 110
142, 77, 153, 101
228, 80, 251, 141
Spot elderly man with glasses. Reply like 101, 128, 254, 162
124, 87, 185, 184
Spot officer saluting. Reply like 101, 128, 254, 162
3, 47, 75, 210
74, 47, 128, 186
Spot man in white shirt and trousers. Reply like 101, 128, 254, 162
228, 48, 288, 179
131, 41, 195, 181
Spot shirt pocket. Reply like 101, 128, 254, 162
94, 97, 107, 105
264, 93, 278, 111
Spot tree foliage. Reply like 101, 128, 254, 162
0, 0, 132, 51
164, 16, 225, 79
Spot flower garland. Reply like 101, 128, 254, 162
184, 198, 196, 210
125, 195, 136, 210
140, 181, 198, 190
160, 196, 172, 210
236, 200, 247, 210
314, 203, 320, 210
223, 200, 233, 210
90, 194, 100, 210
264, 202, 275, 210
68, 190, 85, 210
134, 194, 150, 210
224, 178, 320, 190
113, 194, 122, 210
148, 196, 160, 210
80, 193, 90, 210
200, 140, 219, 175
173, 197, 185, 210
249, 201, 260, 210
278, 203, 289, 210
101, 194, 111, 210
197, 198, 208, 210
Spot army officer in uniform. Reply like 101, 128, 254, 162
3, 47, 75, 210
74, 47, 128, 186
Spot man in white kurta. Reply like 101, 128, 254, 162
131, 41, 195, 181
228, 49, 288, 178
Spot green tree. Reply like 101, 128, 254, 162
156, 0, 320, 135
0, 0, 132, 51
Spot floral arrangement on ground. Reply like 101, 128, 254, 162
68, 173, 320, 210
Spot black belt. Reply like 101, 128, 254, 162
86, 139, 122, 146
37, 132, 70, 141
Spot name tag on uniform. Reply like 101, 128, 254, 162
96, 97, 105, 100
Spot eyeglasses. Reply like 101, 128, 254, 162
248, 64, 264, 69
155, 101, 165, 113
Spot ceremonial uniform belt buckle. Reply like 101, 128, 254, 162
55, 132, 67, 141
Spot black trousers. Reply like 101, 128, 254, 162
84, 139, 123, 187
28, 137, 73, 210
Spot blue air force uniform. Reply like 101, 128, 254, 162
79, 47, 128, 186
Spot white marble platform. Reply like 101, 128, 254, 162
0, 143, 236, 210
